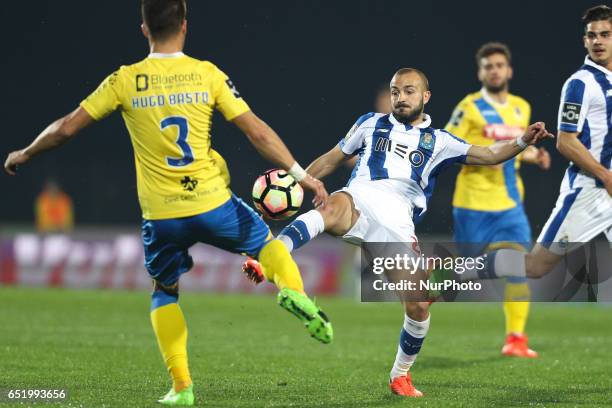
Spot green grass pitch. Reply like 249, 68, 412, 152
1, 287, 611, 407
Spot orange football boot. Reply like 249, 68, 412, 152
389, 373, 423, 397
502, 333, 538, 358
242, 257, 264, 284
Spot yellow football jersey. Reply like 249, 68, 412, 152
445, 89, 531, 211
80, 52, 249, 220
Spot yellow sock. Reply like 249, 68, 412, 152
503, 282, 530, 334
258, 239, 304, 293
151, 303, 192, 392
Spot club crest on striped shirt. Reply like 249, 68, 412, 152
419, 133, 434, 150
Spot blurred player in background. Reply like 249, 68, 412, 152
445, 42, 550, 358
460, 6, 612, 286
35, 179, 74, 233
375, 84, 393, 114
247, 68, 551, 397
4, 0, 333, 405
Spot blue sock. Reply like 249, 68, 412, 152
278, 210, 325, 252
390, 314, 430, 379
151, 287, 178, 311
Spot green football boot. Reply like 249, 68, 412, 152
277, 288, 333, 344
158, 384, 194, 406
427, 262, 458, 301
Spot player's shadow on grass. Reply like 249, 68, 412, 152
290, 382, 609, 408
291, 398, 426, 408
417, 355, 504, 370
419, 380, 608, 406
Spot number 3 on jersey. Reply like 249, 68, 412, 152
161, 116, 194, 167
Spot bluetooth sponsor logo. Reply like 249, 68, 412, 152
135, 72, 203, 92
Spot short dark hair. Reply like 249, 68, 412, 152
475, 42, 512, 66
141, 0, 187, 41
582, 5, 612, 30
393, 68, 430, 91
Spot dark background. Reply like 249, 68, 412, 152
0, 0, 600, 234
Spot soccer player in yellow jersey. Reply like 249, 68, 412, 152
445, 42, 551, 358
4, 0, 333, 405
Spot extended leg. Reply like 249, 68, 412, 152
246, 192, 357, 285
277, 192, 359, 252
461, 244, 562, 281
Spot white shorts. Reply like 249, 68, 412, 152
336, 181, 417, 244
537, 186, 612, 255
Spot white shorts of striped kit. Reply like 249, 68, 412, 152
537, 186, 612, 255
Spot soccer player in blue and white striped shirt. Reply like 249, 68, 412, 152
462, 5, 612, 283
271, 68, 551, 397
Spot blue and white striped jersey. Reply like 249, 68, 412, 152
558, 56, 612, 190
338, 112, 471, 221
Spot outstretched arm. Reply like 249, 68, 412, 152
306, 145, 349, 180
465, 122, 553, 165
232, 110, 328, 206
4, 107, 94, 175
520, 146, 551, 170
557, 130, 612, 195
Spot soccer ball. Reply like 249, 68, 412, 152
252, 169, 304, 220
